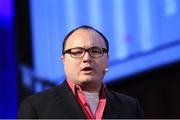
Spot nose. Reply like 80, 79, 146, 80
82, 51, 92, 62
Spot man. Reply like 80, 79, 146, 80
18, 25, 144, 119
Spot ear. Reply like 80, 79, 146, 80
61, 55, 64, 63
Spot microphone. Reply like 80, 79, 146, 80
105, 68, 109, 72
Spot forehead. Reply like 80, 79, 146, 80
65, 29, 106, 49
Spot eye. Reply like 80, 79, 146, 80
71, 48, 84, 56
91, 48, 102, 54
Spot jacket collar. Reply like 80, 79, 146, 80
51, 80, 86, 118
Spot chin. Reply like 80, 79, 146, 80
79, 74, 102, 83
80, 77, 96, 83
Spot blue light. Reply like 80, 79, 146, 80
28, 0, 180, 91
0, 0, 17, 118
0, 0, 13, 20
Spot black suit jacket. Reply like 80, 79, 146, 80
18, 80, 144, 119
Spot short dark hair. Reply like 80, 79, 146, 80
62, 25, 109, 54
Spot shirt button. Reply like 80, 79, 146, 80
84, 103, 88, 106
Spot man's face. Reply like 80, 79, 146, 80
62, 29, 108, 86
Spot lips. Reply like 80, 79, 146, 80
81, 66, 93, 74
82, 67, 92, 71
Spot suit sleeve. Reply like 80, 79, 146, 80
17, 99, 38, 119
135, 99, 144, 118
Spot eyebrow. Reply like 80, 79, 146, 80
66, 46, 105, 49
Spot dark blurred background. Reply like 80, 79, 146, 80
0, 0, 180, 118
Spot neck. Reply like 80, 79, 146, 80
81, 82, 102, 93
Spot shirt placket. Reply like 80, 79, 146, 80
76, 87, 94, 119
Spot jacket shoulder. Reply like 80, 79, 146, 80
18, 82, 70, 118
22, 81, 69, 105
105, 89, 144, 118
107, 89, 138, 102
23, 86, 57, 103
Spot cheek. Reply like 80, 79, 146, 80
64, 60, 80, 76
95, 59, 108, 71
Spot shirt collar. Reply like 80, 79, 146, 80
66, 79, 106, 98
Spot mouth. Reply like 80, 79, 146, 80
81, 67, 93, 74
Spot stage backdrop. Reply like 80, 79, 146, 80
21, 0, 180, 92
0, 0, 17, 118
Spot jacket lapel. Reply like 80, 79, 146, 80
52, 80, 86, 118
103, 89, 126, 118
